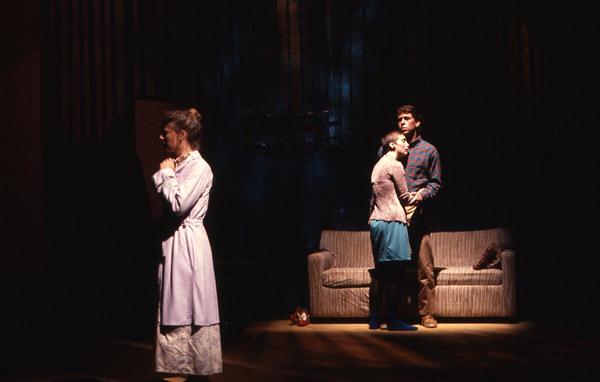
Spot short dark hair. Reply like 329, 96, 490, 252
395, 104, 422, 122
380, 130, 402, 153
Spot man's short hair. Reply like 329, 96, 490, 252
395, 104, 422, 122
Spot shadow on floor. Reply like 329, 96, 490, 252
2, 319, 599, 382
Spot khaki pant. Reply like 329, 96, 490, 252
416, 233, 435, 316
408, 209, 436, 316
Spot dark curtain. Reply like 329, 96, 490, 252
40, 0, 598, 334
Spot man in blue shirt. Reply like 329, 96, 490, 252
396, 105, 442, 329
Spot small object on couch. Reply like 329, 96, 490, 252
290, 306, 310, 327
473, 243, 504, 270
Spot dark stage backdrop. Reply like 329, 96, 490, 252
1, 0, 43, 371
32, 0, 598, 342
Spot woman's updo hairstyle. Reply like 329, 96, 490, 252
163, 107, 203, 149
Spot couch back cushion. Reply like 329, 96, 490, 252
320, 230, 374, 267
431, 228, 512, 267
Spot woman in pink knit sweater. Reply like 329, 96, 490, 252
368, 130, 418, 331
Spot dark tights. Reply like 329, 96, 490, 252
369, 261, 409, 321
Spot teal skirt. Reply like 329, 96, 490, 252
369, 220, 412, 263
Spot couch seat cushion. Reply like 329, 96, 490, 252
436, 266, 502, 286
322, 267, 372, 288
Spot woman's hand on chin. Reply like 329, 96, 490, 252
160, 158, 175, 170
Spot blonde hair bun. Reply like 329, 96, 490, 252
187, 108, 201, 122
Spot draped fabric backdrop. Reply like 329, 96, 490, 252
35, 0, 598, 335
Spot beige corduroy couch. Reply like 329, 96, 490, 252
307, 228, 516, 318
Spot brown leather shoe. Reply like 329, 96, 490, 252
421, 314, 438, 328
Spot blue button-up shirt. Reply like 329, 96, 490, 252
405, 137, 442, 202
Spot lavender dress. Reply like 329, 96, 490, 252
152, 150, 222, 375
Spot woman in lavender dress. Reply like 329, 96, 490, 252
152, 108, 222, 378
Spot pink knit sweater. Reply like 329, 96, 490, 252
369, 155, 411, 224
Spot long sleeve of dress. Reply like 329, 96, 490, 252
152, 162, 212, 217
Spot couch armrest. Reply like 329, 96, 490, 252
501, 249, 515, 268
308, 250, 334, 278
501, 249, 517, 316
308, 250, 335, 316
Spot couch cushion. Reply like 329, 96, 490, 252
431, 228, 512, 267
320, 231, 374, 268
322, 267, 372, 288
436, 266, 503, 286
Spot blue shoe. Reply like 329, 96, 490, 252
368, 314, 381, 330
386, 318, 418, 331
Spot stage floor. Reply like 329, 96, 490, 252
6, 319, 599, 381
